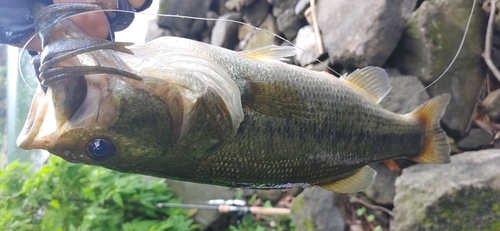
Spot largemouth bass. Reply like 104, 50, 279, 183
18, 3, 451, 193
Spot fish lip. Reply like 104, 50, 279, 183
17, 87, 51, 150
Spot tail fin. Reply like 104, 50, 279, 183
409, 94, 451, 164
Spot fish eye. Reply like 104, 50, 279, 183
86, 138, 116, 161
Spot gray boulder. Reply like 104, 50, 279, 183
225, 0, 256, 11
392, 149, 500, 231
270, 0, 305, 40
211, 13, 243, 49
295, 0, 310, 20
157, 0, 212, 39
242, 0, 270, 26
316, 0, 417, 67
456, 128, 493, 150
239, 14, 279, 50
379, 69, 429, 114
390, 0, 487, 136
145, 19, 173, 43
365, 163, 400, 205
295, 25, 324, 67
290, 187, 345, 231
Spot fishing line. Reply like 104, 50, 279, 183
18, 0, 476, 97
18, 35, 39, 95
385, 0, 477, 97
17, 6, 338, 94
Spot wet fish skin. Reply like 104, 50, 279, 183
18, 3, 451, 193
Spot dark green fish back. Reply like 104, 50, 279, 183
190, 54, 425, 187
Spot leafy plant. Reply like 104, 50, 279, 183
0, 156, 199, 231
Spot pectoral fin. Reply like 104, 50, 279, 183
340, 67, 391, 103
241, 79, 310, 119
320, 166, 376, 193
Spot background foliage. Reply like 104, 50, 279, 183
0, 156, 199, 231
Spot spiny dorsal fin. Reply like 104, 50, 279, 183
321, 166, 376, 193
340, 67, 391, 103
240, 45, 296, 62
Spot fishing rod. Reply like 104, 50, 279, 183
156, 199, 290, 215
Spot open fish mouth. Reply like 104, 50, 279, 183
17, 3, 243, 163
17, 3, 142, 151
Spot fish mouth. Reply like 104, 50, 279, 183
18, 3, 138, 151
17, 72, 121, 151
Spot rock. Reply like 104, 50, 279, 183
495, 0, 500, 31
295, 25, 324, 66
364, 163, 400, 205
205, 11, 219, 31
481, 89, 500, 123
270, 0, 297, 17
157, 0, 212, 39
290, 187, 345, 231
379, 69, 429, 114
390, 0, 487, 136
239, 14, 279, 50
268, 0, 305, 40
316, 0, 418, 67
256, 190, 284, 204
225, 0, 256, 11
295, 0, 310, 19
211, 12, 243, 49
456, 128, 493, 150
393, 149, 500, 231
166, 180, 236, 230
241, 0, 271, 26
145, 19, 173, 43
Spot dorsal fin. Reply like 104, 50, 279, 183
340, 67, 391, 103
240, 45, 296, 62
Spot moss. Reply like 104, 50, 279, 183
303, 219, 317, 231
291, 196, 304, 214
291, 196, 319, 231
417, 186, 500, 231
486, 220, 500, 231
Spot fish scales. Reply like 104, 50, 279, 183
128, 37, 426, 187
18, 3, 451, 193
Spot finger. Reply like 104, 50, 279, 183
14, 34, 42, 51
53, 0, 114, 39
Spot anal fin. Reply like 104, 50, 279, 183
320, 166, 376, 193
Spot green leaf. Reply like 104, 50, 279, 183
367, 214, 375, 222
356, 206, 366, 217
49, 199, 60, 209
263, 200, 273, 208
112, 193, 124, 207
234, 190, 243, 199
247, 194, 258, 205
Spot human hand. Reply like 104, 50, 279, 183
11, 0, 150, 51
